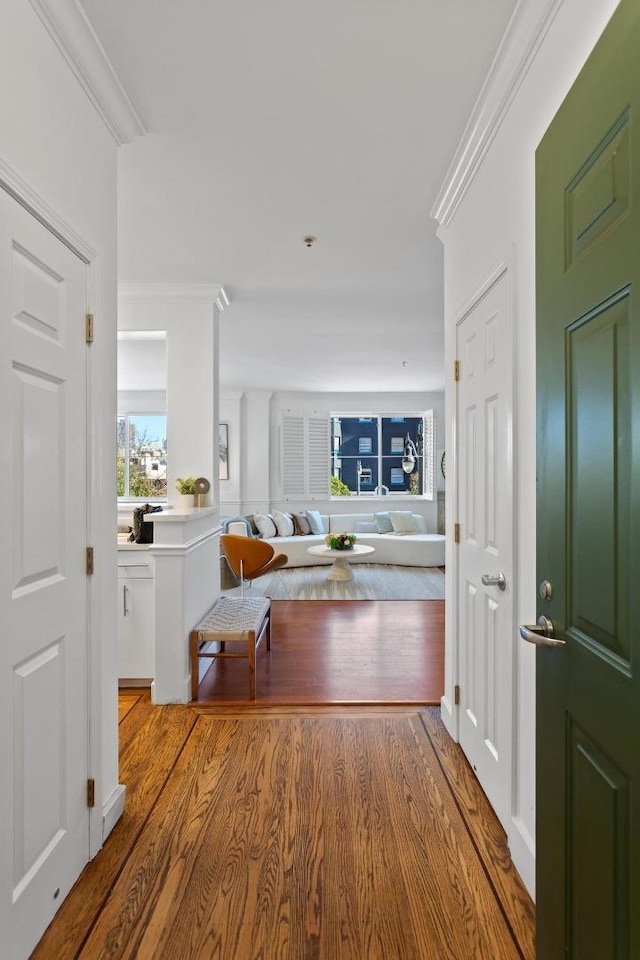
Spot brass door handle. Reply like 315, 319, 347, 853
519, 615, 565, 647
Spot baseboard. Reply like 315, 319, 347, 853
102, 783, 126, 842
508, 815, 536, 900
151, 674, 192, 704
440, 694, 457, 740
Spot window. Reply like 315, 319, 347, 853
117, 414, 167, 499
330, 412, 435, 498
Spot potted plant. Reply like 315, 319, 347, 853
325, 532, 357, 551
176, 476, 196, 508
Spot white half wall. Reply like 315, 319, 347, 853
435, 0, 621, 898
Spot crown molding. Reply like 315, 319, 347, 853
431, 0, 564, 230
221, 390, 245, 400
118, 283, 227, 305
29, 0, 145, 146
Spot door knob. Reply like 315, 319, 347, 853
519, 615, 565, 647
481, 572, 506, 591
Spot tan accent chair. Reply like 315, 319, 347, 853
220, 534, 288, 595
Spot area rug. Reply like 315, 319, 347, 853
223, 563, 445, 601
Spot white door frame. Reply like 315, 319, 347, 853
448, 253, 518, 819
0, 158, 104, 855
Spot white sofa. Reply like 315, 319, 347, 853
227, 512, 445, 568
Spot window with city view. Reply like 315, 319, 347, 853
330, 414, 433, 497
117, 414, 167, 499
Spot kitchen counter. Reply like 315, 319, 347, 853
117, 534, 150, 550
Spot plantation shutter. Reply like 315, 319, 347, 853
308, 415, 330, 499
281, 411, 330, 500
282, 412, 306, 498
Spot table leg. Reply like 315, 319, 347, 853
327, 556, 353, 581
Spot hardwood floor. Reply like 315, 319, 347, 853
32, 692, 535, 960
196, 599, 445, 704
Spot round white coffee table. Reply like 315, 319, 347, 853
306, 543, 376, 581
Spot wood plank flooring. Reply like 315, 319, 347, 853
196, 600, 445, 704
33, 692, 535, 960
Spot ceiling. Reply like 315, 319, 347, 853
81, 0, 517, 393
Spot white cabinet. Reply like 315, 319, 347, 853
117, 550, 154, 683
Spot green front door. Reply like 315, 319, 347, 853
535, 1, 640, 957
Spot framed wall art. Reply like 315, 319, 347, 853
219, 423, 229, 480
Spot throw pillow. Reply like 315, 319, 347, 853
374, 511, 393, 534
389, 511, 418, 535
411, 513, 428, 533
272, 510, 294, 537
253, 512, 277, 539
292, 512, 312, 535
306, 509, 326, 535
355, 520, 377, 533
244, 514, 261, 536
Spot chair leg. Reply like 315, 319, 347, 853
190, 630, 199, 701
248, 629, 256, 700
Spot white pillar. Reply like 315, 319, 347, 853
118, 284, 226, 507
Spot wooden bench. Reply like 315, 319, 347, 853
190, 596, 271, 701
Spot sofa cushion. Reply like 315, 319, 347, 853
328, 513, 374, 533
254, 512, 277, 538
411, 513, 428, 533
374, 511, 393, 534
272, 510, 294, 537
355, 520, 377, 533
389, 510, 418, 534
292, 512, 312, 535
306, 510, 326, 535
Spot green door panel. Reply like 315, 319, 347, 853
535, 1, 640, 957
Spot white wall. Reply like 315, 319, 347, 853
220, 389, 445, 528
219, 391, 243, 509
117, 338, 167, 391
436, 0, 621, 896
0, 0, 119, 862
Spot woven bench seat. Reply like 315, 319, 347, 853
190, 596, 271, 701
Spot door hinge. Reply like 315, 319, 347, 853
85, 313, 94, 344
454, 523, 461, 543
454, 360, 460, 382
86, 546, 94, 576
454, 684, 460, 706
87, 778, 96, 808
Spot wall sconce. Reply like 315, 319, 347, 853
402, 434, 418, 474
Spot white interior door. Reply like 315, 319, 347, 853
456, 265, 514, 831
0, 190, 90, 959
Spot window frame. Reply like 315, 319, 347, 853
117, 411, 168, 502
329, 411, 435, 500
